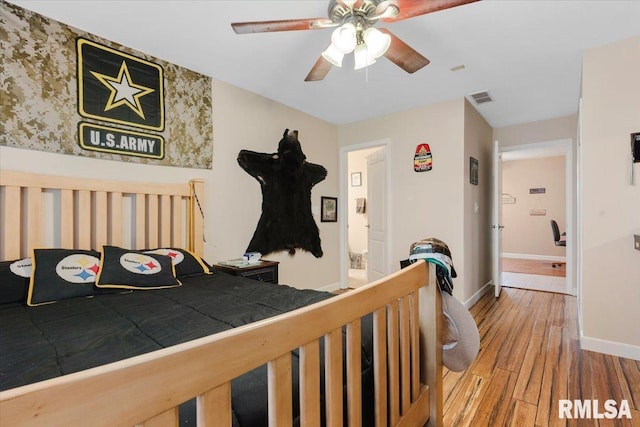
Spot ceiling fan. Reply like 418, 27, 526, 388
231, 0, 479, 81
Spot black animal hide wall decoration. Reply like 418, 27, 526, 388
237, 129, 327, 258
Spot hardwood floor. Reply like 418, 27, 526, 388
443, 288, 640, 426
502, 258, 566, 278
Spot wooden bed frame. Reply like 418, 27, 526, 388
0, 170, 443, 427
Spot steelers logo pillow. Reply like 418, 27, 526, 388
27, 249, 102, 306
0, 258, 32, 306
96, 246, 181, 290
143, 248, 211, 277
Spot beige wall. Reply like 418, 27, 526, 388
338, 98, 492, 303
501, 156, 566, 257
0, 79, 340, 290
581, 35, 640, 351
463, 100, 493, 300
339, 99, 465, 299
494, 114, 578, 148
210, 80, 339, 289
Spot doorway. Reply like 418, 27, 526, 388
339, 139, 390, 290
498, 139, 575, 296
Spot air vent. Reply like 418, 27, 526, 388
469, 90, 493, 105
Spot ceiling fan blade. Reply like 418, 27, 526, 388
379, 28, 430, 74
231, 18, 335, 34
380, 0, 479, 22
305, 56, 333, 82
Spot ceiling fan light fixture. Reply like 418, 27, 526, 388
321, 44, 344, 67
363, 27, 391, 58
371, 1, 400, 20
353, 43, 376, 70
331, 22, 357, 53
232, 0, 474, 81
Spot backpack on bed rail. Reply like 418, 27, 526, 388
399, 237, 479, 372
400, 237, 455, 295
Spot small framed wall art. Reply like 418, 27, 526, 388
470, 157, 479, 185
321, 196, 338, 222
351, 172, 362, 187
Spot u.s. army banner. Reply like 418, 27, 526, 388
0, 1, 213, 169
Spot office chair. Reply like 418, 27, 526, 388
550, 219, 566, 267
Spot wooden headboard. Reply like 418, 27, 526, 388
0, 171, 204, 260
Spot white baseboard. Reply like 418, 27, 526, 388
464, 281, 494, 309
580, 334, 640, 361
501, 252, 566, 262
316, 282, 341, 293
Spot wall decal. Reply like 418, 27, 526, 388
530, 209, 546, 216
238, 129, 327, 258
0, 2, 212, 168
501, 193, 516, 204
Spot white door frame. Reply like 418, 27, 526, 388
491, 140, 503, 297
500, 138, 575, 296
339, 139, 391, 290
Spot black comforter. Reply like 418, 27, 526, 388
0, 271, 374, 426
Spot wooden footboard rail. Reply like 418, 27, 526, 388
0, 261, 442, 427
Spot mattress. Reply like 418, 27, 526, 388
0, 271, 374, 426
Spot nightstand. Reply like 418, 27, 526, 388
213, 260, 279, 284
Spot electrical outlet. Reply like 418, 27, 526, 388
635, 234, 640, 252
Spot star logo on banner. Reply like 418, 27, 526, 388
90, 61, 155, 119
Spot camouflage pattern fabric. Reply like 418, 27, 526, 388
0, 1, 213, 169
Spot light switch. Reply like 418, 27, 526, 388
635, 234, 640, 252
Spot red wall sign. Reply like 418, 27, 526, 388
414, 143, 432, 172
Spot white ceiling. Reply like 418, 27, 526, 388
8, 0, 640, 128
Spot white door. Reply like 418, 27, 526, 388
366, 148, 387, 283
491, 140, 504, 297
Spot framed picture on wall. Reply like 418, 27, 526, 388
470, 157, 479, 185
321, 196, 337, 222
351, 172, 362, 187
